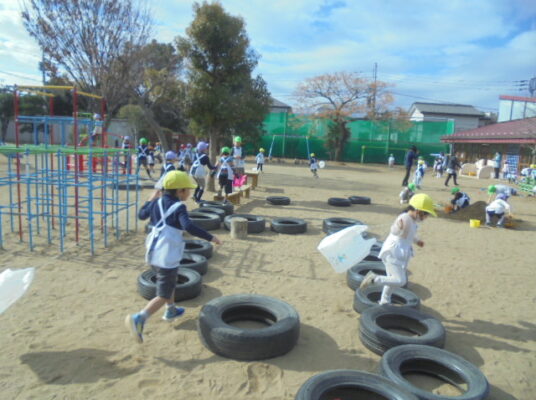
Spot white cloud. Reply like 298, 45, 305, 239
0, 0, 533, 111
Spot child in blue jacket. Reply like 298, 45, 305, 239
125, 171, 222, 343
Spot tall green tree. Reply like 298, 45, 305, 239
130, 40, 186, 150
177, 1, 271, 163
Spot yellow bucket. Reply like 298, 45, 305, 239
469, 219, 480, 228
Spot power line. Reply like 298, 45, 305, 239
0, 69, 42, 83
390, 91, 498, 111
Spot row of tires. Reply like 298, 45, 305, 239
335, 253, 489, 399
267, 195, 371, 206
296, 344, 489, 399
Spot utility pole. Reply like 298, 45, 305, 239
39, 51, 46, 85
371, 62, 377, 120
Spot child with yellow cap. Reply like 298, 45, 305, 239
413, 158, 426, 189
360, 193, 436, 305
256, 148, 265, 172
125, 171, 222, 344
232, 136, 245, 176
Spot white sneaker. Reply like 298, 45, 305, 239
359, 271, 377, 290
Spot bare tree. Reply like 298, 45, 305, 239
21, 0, 152, 124
294, 72, 369, 160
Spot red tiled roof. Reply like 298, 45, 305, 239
499, 95, 536, 103
442, 117, 536, 144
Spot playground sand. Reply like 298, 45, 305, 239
0, 158, 535, 400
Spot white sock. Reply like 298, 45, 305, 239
166, 303, 175, 309
139, 310, 149, 320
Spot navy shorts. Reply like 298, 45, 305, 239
154, 267, 178, 299
218, 175, 233, 194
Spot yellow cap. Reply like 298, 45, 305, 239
409, 193, 437, 216
418, 160, 424, 165
310, 153, 315, 157
163, 171, 197, 189
259, 148, 265, 152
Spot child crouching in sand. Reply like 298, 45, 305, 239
360, 193, 436, 305
126, 171, 222, 343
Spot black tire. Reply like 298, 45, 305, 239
328, 197, 351, 207
349, 195, 372, 205
359, 306, 446, 355
271, 218, 307, 234
322, 217, 364, 234
137, 269, 202, 302
197, 294, 300, 360
188, 212, 221, 231
266, 196, 291, 205
363, 253, 382, 262
346, 261, 386, 290
295, 369, 418, 400
192, 206, 226, 222
223, 214, 266, 233
380, 345, 490, 400
353, 285, 421, 314
184, 239, 213, 259
371, 240, 384, 254
145, 223, 153, 234
180, 253, 208, 275
199, 200, 234, 215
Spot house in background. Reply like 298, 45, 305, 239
408, 102, 492, 133
441, 117, 536, 168
498, 95, 536, 122
269, 97, 292, 113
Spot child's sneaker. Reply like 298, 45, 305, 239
162, 306, 185, 321
359, 271, 377, 290
125, 313, 145, 343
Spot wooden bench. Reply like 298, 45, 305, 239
240, 184, 252, 199
213, 191, 241, 205
245, 171, 259, 188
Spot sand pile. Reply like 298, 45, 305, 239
439, 200, 487, 221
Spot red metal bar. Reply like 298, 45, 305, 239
14, 89, 23, 241
73, 87, 80, 243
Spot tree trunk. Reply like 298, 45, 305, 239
207, 129, 220, 192
1, 118, 9, 143
137, 101, 171, 151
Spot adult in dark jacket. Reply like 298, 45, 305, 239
444, 154, 461, 186
401, 145, 418, 186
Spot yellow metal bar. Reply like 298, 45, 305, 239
31, 91, 55, 98
77, 90, 103, 99
18, 85, 74, 90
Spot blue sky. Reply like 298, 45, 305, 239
1, 0, 535, 112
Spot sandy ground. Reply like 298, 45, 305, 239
0, 158, 535, 400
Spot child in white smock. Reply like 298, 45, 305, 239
360, 193, 436, 305
388, 154, 395, 168
256, 148, 265, 172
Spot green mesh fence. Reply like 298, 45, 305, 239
260, 113, 454, 165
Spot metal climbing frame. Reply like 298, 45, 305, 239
0, 145, 139, 255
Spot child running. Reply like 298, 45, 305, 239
189, 141, 216, 203
399, 183, 416, 204
413, 159, 426, 189
136, 138, 153, 179
161, 151, 177, 177
215, 146, 235, 200
450, 187, 470, 212
360, 193, 436, 305
256, 148, 265, 172
310, 153, 319, 178
126, 171, 222, 343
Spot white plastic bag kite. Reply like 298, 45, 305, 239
0, 268, 35, 315
317, 225, 376, 273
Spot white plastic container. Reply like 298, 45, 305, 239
317, 225, 376, 273
0, 268, 35, 315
